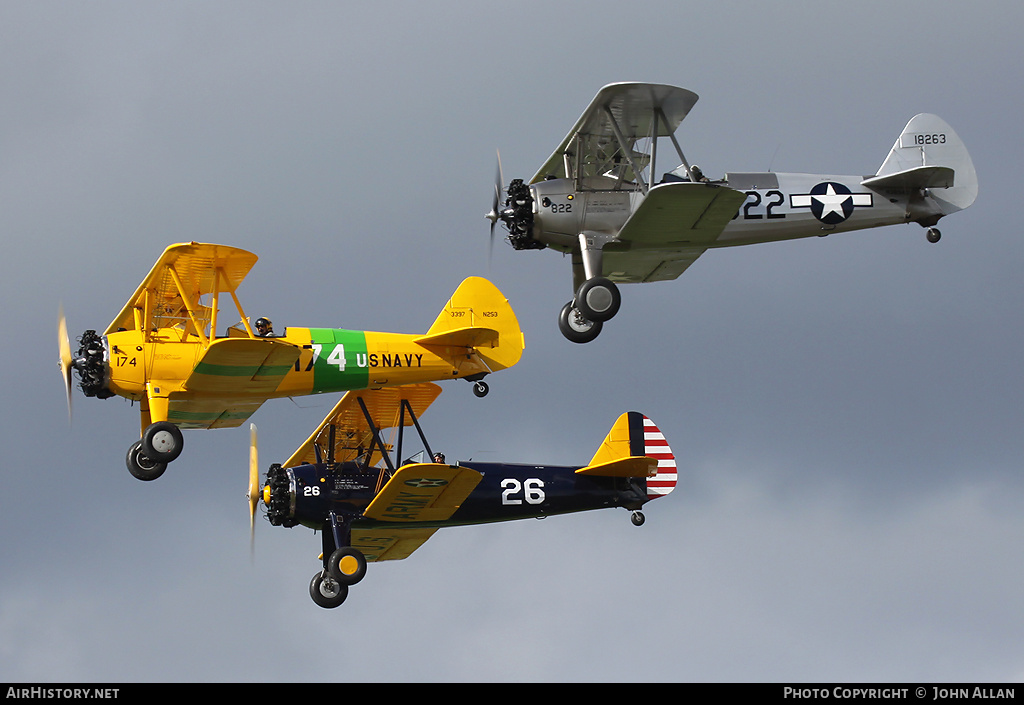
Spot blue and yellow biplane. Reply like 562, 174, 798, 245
248, 382, 676, 608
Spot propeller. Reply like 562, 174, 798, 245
484, 149, 506, 266
58, 304, 73, 424
247, 423, 260, 560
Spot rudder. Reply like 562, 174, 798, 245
586, 411, 677, 499
873, 113, 978, 214
419, 277, 524, 372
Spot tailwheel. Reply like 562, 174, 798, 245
631, 511, 646, 527
141, 421, 184, 463
126, 441, 167, 481
926, 227, 941, 243
473, 380, 489, 398
558, 301, 602, 344
309, 571, 348, 609
327, 546, 367, 586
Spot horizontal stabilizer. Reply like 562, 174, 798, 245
420, 276, 524, 372
576, 456, 657, 478
862, 165, 955, 194
414, 325, 499, 351
589, 411, 677, 500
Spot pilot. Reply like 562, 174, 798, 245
255, 317, 274, 337
433, 452, 446, 464
689, 165, 709, 183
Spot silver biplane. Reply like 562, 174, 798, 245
486, 83, 978, 343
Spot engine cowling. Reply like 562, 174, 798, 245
499, 179, 544, 251
265, 464, 299, 527
263, 462, 386, 530
73, 330, 114, 399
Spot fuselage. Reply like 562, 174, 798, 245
103, 326, 486, 403
269, 460, 653, 532
526, 170, 925, 254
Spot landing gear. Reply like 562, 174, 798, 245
141, 421, 184, 463
465, 373, 490, 397
312, 513, 367, 608
557, 275, 620, 344
327, 546, 367, 586
575, 277, 620, 323
926, 227, 941, 243
561, 231, 620, 343
126, 441, 167, 481
309, 571, 348, 609
631, 511, 645, 527
559, 302, 603, 344
125, 421, 183, 481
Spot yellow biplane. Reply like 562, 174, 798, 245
58, 242, 524, 481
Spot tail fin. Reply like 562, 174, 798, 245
578, 411, 677, 500
416, 277, 524, 372
865, 113, 978, 216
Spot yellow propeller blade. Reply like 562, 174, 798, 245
247, 423, 259, 559
58, 304, 73, 424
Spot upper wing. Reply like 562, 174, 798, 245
282, 383, 443, 468
353, 462, 483, 562
531, 83, 699, 184
601, 182, 748, 283
105, 242, 258, 337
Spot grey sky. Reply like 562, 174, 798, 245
2, 0, 1022, 682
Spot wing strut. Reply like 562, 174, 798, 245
166, 264, 209, 346
396, 398, 435, 467
603, 105, 648, 194
356, 396, 396, 476
659, 107, 694, 180
350, 393, 438, 495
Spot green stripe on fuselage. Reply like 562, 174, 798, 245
308, 328, 369, 393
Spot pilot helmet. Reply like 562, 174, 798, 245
255, 317, 273, 334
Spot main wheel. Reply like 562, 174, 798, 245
575, 277, 620, 322
309, 572, 348, 608
327, 546, 367, 586
126, 441, 167, 481
558, 302, 602, 344
141, 421, 184, 463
